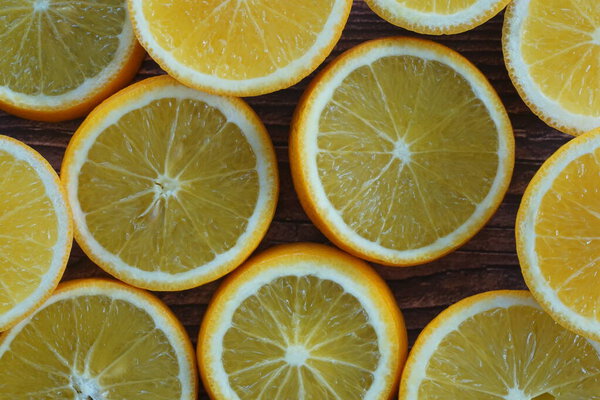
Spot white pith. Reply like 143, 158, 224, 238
401, 292, 600, 399
504, 0, 600, 134
206, 262, 397, 400
64, 83, 276, 287
0, 138, 69, 329
593, 28, 600, 45
519, 133, 600, 336
368, 0, 507, 30
301, 41, 512, 263
128, 0, 349, 94
33, 0, 50, 11
0, 282, 195, 399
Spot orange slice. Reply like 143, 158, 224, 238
0, 0, 144, 122
517, 128, 600, 341
0, 279, 197, 399
62, 76, 278, 291
400, 291, 600, 399
127, 0, 352, 96
199, 243, 407, 399
291, 37, 514, 266
0, 135, 71, 331
503, 0, 600, 136
365, 0, 511, 35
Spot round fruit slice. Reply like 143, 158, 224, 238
517, 128, 600, 341
0, 279, 197, 399
503, 0, 600, 136
127, 0, 352, 97
290, 37, 514, 266
365, 0, 511, 35
400, 291, 600, 399
62, 75, 278, 291
0, 135, 72, 331
199, 243, 407, 400
0, 0, 145, 122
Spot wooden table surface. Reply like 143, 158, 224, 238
2, 2, 573, 398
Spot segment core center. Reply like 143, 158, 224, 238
33, 0, 50, 11
154, 175, 180, 198
285, 345, 309, 366
593, 28, 600, 45
392, 138, 412, 163
71, 375, 103, 400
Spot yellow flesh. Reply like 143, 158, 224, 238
142, 0, 335, 80
0, 0, 126, 96
0, 150, 57, 316
0, 294, 183, 399
78, 97, 259, 273
419, 305, 600, 398
534, 151, 600, 320
317, 56, 499, 250
222, 275, 380, 399
396, 0, 477, 14
521, 0, 600, 116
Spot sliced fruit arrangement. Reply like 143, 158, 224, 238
400, 290, 600, 399
62, 75, 278, 291
503, 0, 600, 136
0, 278, 197, 399
127, 0, 352, 97
291, 37, 514, 266
0, 0, 145, 122
365, 0, 511, 35
517, 128, 600, 342
199, 243, 407, 400
0, 135, 72, 332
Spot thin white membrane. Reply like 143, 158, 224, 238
369, 0, 506, 29
504, 0, 600, 132
402, 292, 600, 399
128, 0, 349, 93
0, 139, 69, 328
301, 42, 512, 263
207, 262, 395, 400
519, 133, 600, 335
0, 283, 195, 399
65, 83, 275, 285
0, 7, 137, 108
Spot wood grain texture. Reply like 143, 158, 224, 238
1, 2, 573, 398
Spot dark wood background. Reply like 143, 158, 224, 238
2, 2, 572, 397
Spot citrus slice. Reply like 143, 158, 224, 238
364, 0, 511, 35
503, 0, 600, 136
0, 135, 72, 332
61, 75, 278, 291
0, 0, 145, 122
517, 128, 600, 341
127, 0, 352, 97
199, 243, 407, 400
400, 291, 600, 399
0, 278, 197, 399
290, 37, 514, 266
